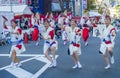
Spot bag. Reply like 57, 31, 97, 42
67, 48, 70, 55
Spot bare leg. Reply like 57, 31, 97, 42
108, 47, 113, 57
103, 53, 110, 65
51, 47, 57, 67
11, 50, 17, 62
50, 47, 56, 60
108, 47, 114, 64
15, 57, 20, 63
44, 49, 52, 62
72, 52, 79, 64
103, 53, 110, 69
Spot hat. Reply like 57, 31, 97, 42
2, 16, 8, 21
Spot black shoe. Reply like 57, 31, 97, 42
99, 51, 103, 54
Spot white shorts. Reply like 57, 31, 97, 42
100, 42, 115, 55
43, 41, 58, 54
69, 44, 81, 55
9, 43, 26, 57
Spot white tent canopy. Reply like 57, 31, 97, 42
0, 5, 32, 33
0, 5, 32, 15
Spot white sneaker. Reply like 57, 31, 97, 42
9, 62, 15, 67
85, 42, 88, 46
9, 62, 17, 68
105, 64, 111, 69
77, 62, 82, 69
16, 62, 22, 67
36, 42, 39, 46
53, 60, 57, 67
111, 56, 114, 64
72, 64, 77, 69
49, 63, 53, 68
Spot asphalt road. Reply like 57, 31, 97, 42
0, 31, 120, 78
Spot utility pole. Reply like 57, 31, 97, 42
72, 0, 75, 16
10, 0, 12, 12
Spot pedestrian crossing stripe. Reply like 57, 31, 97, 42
0, 54, 59, 78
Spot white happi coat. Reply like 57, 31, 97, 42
62, 25, 69, 41
92, 21, 99, 37
42, 27, 58, 53
65, 26, 81, 55
50, 19, 55, 28
65, 16, 69, 24
99, 24, 116, 54
7, 26, 26, 57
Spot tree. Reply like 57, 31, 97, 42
86, 0, 96, 11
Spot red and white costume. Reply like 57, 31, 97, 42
4, 25, 26, 57
32, 15, 41, 42
82, 22, 90, 44
65, 26, 81, 55
42, 27, 58, 53
92, 21, 98, 37
65, 16, 69, 25
50, 19, 55, 28
99, 25, 116, 54
62, 25, 69, 43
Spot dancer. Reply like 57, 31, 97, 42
32, 12, 40, 46
3, 16, 26, 67
41, 20, 58, 67
99, 15, 116, 69
61, 19, 82, 69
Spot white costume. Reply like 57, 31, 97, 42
65, 16, 69, 24
42, 27, 58, 53
92, 21, 99, 37
99, 25, 116, 54
50, 19, 55, 28
4, 25, 26, 57
65, 26, 81, 55
62, 25, 69, 42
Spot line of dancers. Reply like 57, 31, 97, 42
2, 11, 117, 69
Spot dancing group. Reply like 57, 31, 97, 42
2, 11, 116, 70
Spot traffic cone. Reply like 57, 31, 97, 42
24, 33, 28, 43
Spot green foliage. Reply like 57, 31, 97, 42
86, 0, 96, 11
98, 7, 103, 14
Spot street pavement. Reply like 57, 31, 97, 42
0, 31, 120, 78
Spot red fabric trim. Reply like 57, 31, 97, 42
4, 25, 8, 29
73, 43, 80, 47
92, 23, 97, 27
49, 30, 54, 39
77, 29, 81, 32
16, 45, 22, 49
17, 28, 22, 34
110, 28, 116, 33
82, 28, 89, 42
105, 41, 112, 44
76, 29, 81, 35
32, 28, 39, 41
